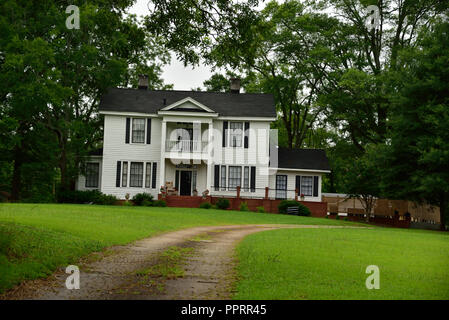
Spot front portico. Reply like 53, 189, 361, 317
158, 97, 216, 195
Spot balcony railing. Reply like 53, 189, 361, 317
165, 140, 208, 153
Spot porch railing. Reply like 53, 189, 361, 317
210, 186, 302, 200
165, 140, 208, 153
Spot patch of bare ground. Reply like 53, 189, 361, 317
0, 224, 364, 300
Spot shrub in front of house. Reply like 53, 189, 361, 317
216, 198, 230, 210
96, 193, 119, 205
256, 206, 266, 213
278, 200, 311, 216
132, 193, 154, 206
199, 202, 212, 209
153, 200, 167, 207
239, 202, 250, 211
56, 190, 117, 205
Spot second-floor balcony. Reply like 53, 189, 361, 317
165, 140, 208, 153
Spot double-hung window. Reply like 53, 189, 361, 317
145, 163, 152, 188
229, 122, 243, 147
301, 176, 313, 196
130, 162, 144, 187
85, 163, 99, 188
243, 166, 249, 192
228, 166, 242, 190
122, 162, 128, 187
221, 166, 227, 191
132, 118, 145, 143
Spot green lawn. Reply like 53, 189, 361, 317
0, 203, 356, 293
234, 227, 449, 300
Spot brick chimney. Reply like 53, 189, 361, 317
230, 78, 241, 94
138, 74, 149, 90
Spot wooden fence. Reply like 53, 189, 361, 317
322, 194, 440, 224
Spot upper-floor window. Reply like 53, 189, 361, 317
132, 118, 146, 143
85, 162, 99, 188
229, 122, 243, 147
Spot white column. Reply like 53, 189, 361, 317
206, 121, 213, 193
159, 120, 167, 189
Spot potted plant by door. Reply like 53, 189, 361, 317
300, 193, 305, 201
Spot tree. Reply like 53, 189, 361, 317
0, 1, 171, 199
341, 146, 381, 221
206, 1, 348, 148
319, 0, 448, 151
379, 19, 449, 230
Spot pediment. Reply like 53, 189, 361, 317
160, 97, 215, 113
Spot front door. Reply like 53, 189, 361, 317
180, 171, 192, 196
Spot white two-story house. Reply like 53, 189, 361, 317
76, 76, 330, 203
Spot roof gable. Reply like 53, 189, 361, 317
160, 97, 215, 113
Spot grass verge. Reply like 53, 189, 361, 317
234, 227, 449, 300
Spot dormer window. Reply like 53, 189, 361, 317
132, 118, 145, 143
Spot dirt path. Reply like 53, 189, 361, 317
2, 224, 360, 300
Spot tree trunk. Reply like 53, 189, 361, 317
11, 147, 23, 201
440, 194, 447, 231
59, 143, 69, 192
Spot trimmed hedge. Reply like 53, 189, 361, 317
278, 200, 311, 216
199, 202, 212, 209
132, 193, 154, 206
256, 206, 266, 213
153, 200, 167, 207
216, 198, 230, 210
239, 202, 250, 211
56, 190, 117, 205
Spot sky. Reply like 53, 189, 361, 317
128, 0, 267, 90
127, 1, 215, 90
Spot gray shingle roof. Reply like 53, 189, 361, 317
277, 147, 330, 171
99, 88, 276, 117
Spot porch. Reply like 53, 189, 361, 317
158, 186, 328, 217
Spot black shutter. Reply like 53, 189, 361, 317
152, 162, 157, 188
214, 165, 220, 191
116, 161, 121, 187
244, 122, 250, 148
250, 166, 256, 192
146, 118, 152, 144
222, 121, 228, 147
175, 170, 179, 191
313, 176, 319, 197
296, 176, 301, 194
125, 118, 130, 144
